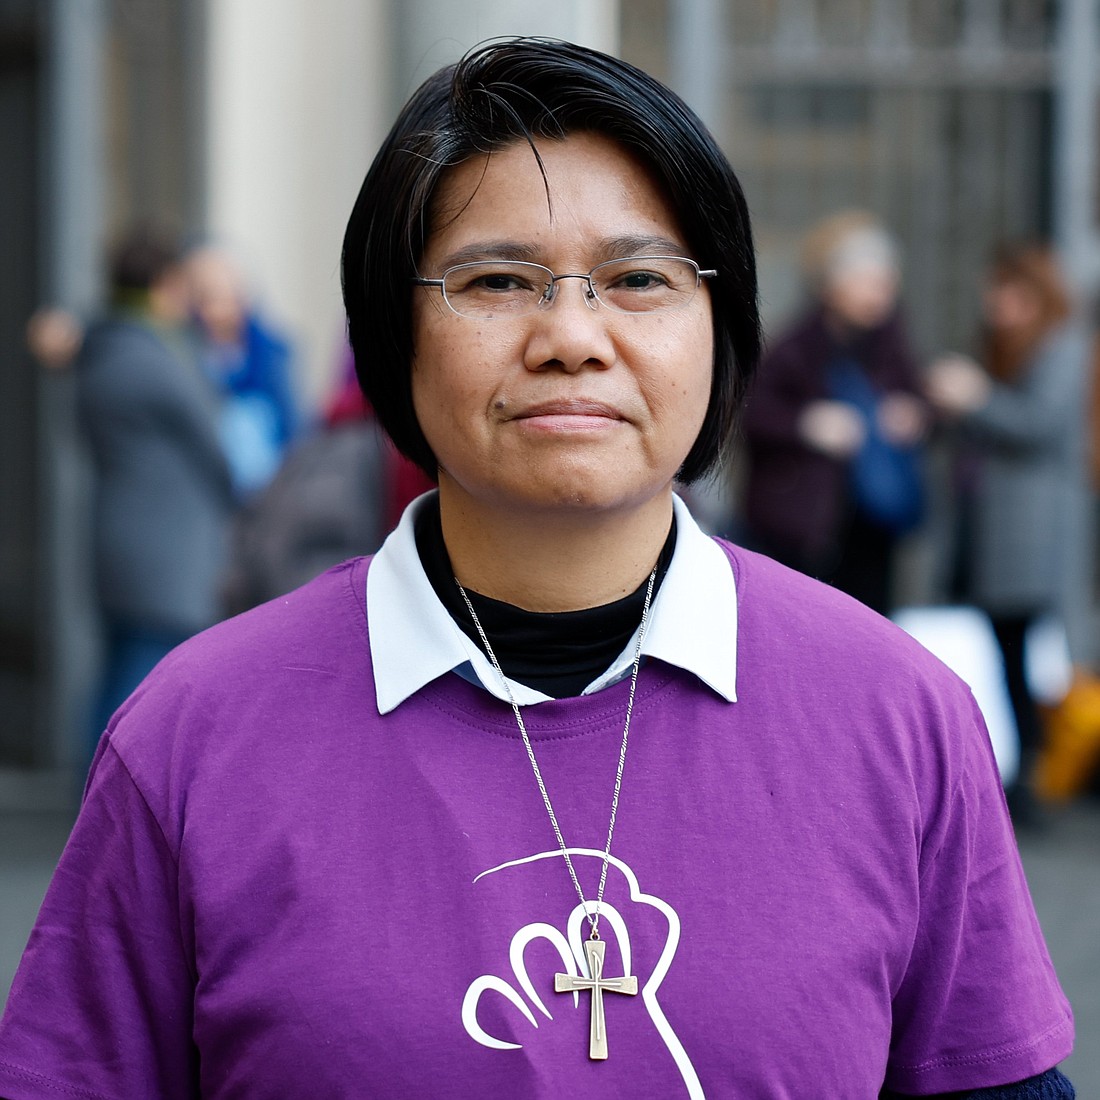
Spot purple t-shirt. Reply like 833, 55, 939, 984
0, 548, 1072, 1098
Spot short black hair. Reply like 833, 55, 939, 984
108, 225, 181, 296
341, 37, 760, 483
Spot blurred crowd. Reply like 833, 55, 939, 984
27, 225, 431, 764
738, 211, 1099, 824
28, 216, 1100, 812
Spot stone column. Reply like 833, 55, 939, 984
1053, 0, 1099, 294
669, 0, 728, 140
1053, 0, 1100, 668
201, 0, 618, 406
37, 0, 108, 777
392, 0, 619, 100
202, 0, 391, 406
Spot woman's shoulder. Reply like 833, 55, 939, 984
1033, 320, 1091, 371
203, 555, 367, 661
108, 558, 371, 742
718, 542, 991, 803
720, 540, 965, 690
77, 315, 164, 372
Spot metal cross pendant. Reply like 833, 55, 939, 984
554, 938, 638, 1060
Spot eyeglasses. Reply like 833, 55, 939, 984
412, 256, 716, 319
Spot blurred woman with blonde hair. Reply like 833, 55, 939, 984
742, 210, 929, 614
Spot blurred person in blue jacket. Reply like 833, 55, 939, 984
77, 227, 235, 751
185, 243, 300, 499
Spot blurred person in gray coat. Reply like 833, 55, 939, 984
76, 228, 234, 753
927, 243, 1091, 824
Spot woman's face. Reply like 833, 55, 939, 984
821, 262, 898, 331
410, 132, 714, 522
983, 277, 1041, 332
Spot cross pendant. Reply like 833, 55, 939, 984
554, 938, 638, 1060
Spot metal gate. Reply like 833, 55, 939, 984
624, 0, 1099, 358
625, 0, 1098, 642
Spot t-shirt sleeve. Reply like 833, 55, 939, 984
885, 693, 1074, 1094
0, 738, 197, 1099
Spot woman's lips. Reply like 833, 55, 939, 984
509, 399, 625, 432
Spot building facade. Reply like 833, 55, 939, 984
0, 0, 1096, 782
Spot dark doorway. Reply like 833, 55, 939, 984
0, 3, 43, 764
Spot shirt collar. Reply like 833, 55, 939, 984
366, 491, 737, 714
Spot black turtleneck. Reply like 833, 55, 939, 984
414, 497, 675, 699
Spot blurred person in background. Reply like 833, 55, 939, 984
25, 305, 83, 371
221, 344, 435, 615
185, 242, 301, 500
741, 211, 928, 614
323, 343, 437, 531
927, 243, 1092, 826
76, 227, 234, 754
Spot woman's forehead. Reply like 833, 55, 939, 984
423, 133, 686, 262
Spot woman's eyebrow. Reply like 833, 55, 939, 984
598, 234, 689, 259
433, 235, 690, 271
435, 241, 542, 268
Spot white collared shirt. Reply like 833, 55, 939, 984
367, 492, 738, 714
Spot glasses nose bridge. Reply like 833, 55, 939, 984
542, 271, 599, 312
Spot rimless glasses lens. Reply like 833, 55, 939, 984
413, 257, 717, 318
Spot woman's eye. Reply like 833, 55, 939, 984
614, 270, 666, 291
473, 273, 532, 292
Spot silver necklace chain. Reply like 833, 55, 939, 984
456, 569, 656, 941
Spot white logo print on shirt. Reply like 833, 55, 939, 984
460, 848, 705, 1099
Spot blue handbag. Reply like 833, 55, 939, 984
827, 357, 925, 534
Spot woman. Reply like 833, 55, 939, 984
0, 40, 1073, 1098
927, 244, 1092, 826
742, 211, 928, 614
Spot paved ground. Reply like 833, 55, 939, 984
1015, 797, 1100, 1092
0, 810, 73, 1002
1, 796, 1098, 1090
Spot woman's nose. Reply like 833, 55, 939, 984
541, 274, 599, 312
523, 278, 617, 374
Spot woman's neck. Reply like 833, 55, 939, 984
437, 482, 676, 612
416, 497, 676, 697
